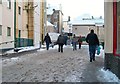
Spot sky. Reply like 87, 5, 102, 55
47, 0, 104, 19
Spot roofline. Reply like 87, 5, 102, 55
73, 24, 96, 26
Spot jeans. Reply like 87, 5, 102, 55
46, 43, 50, 50
89, 45, 96, 61
73, 42, 77, 50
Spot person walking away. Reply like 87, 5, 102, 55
72, 34, 78, 51
64, 35, 68, 45
78, 35, 82, 49
86, 29, 99, 62
44, 33, 52, 50
57, 34, 65, 53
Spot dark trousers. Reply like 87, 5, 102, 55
89, 45, 96, 61
46, 43, 50, 50
58, 43, 64, 52
79, 43, 81, 49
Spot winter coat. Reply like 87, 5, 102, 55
86, 33, 99, 46
78, 37, 82, 44
44, 35, 51, 44
72, 37, 78, 43
57, 35, 65, 44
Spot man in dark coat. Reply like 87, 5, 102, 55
44, 33, 52, 50
86, 29, 99, 62
57, 34, 65, 53
78, 35, 82, 49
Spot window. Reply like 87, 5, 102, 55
54, 14, 58, 19
0, 0, 2, 4
18, 6, 21, 15
7, 0, 11, 9
0, 25, 2, 35
7, 27, 11, 36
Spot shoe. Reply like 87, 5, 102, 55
93, 58, 95, 61
90, 58, 92, 62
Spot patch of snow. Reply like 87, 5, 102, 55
11, 57, 19, 61
48, 33, 60, 42
97, 68, 120, 83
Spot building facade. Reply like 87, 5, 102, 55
72, 18, 104, 42
104, 0, 120, 79
0, 0, 45, 54
40, 0, 47, 43
51, 9, 63, 34
15, 0, 35, 47
15, 0, 43, 48
0, 0, 14, 53
46, 21, 54, 33
33, 0, 41, 47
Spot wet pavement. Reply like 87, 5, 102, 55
1, 45, 118, 83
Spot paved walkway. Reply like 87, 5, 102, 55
2, 45, 118, 83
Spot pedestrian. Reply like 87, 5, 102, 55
64, 35, 68, 45
57, 34, 65, 53
72, 34, 78, 51
44, 33, 52, 50
86, 29, 99, 62
78, 35, 82, 49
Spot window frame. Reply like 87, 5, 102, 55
18, 6, 21, 15
7, 0, 11, 9
113, 1, 120, 56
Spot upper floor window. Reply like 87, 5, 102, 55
75, 28, 77, 30
0, 0, 2, 4
54, 14, 58, 19
18, 6, 21, 15
7, 27, 11, 36
0, 25, 2, 35
7, 0, 11, 9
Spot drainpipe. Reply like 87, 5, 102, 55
14, 0, 16, 48
27, 1, 29, 46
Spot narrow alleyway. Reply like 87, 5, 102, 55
1, 45, 118, 82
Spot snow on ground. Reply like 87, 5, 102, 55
98, 68, 120, 83
48, 33, 60, 43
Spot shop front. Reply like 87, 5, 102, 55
104, 0, 120, 79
